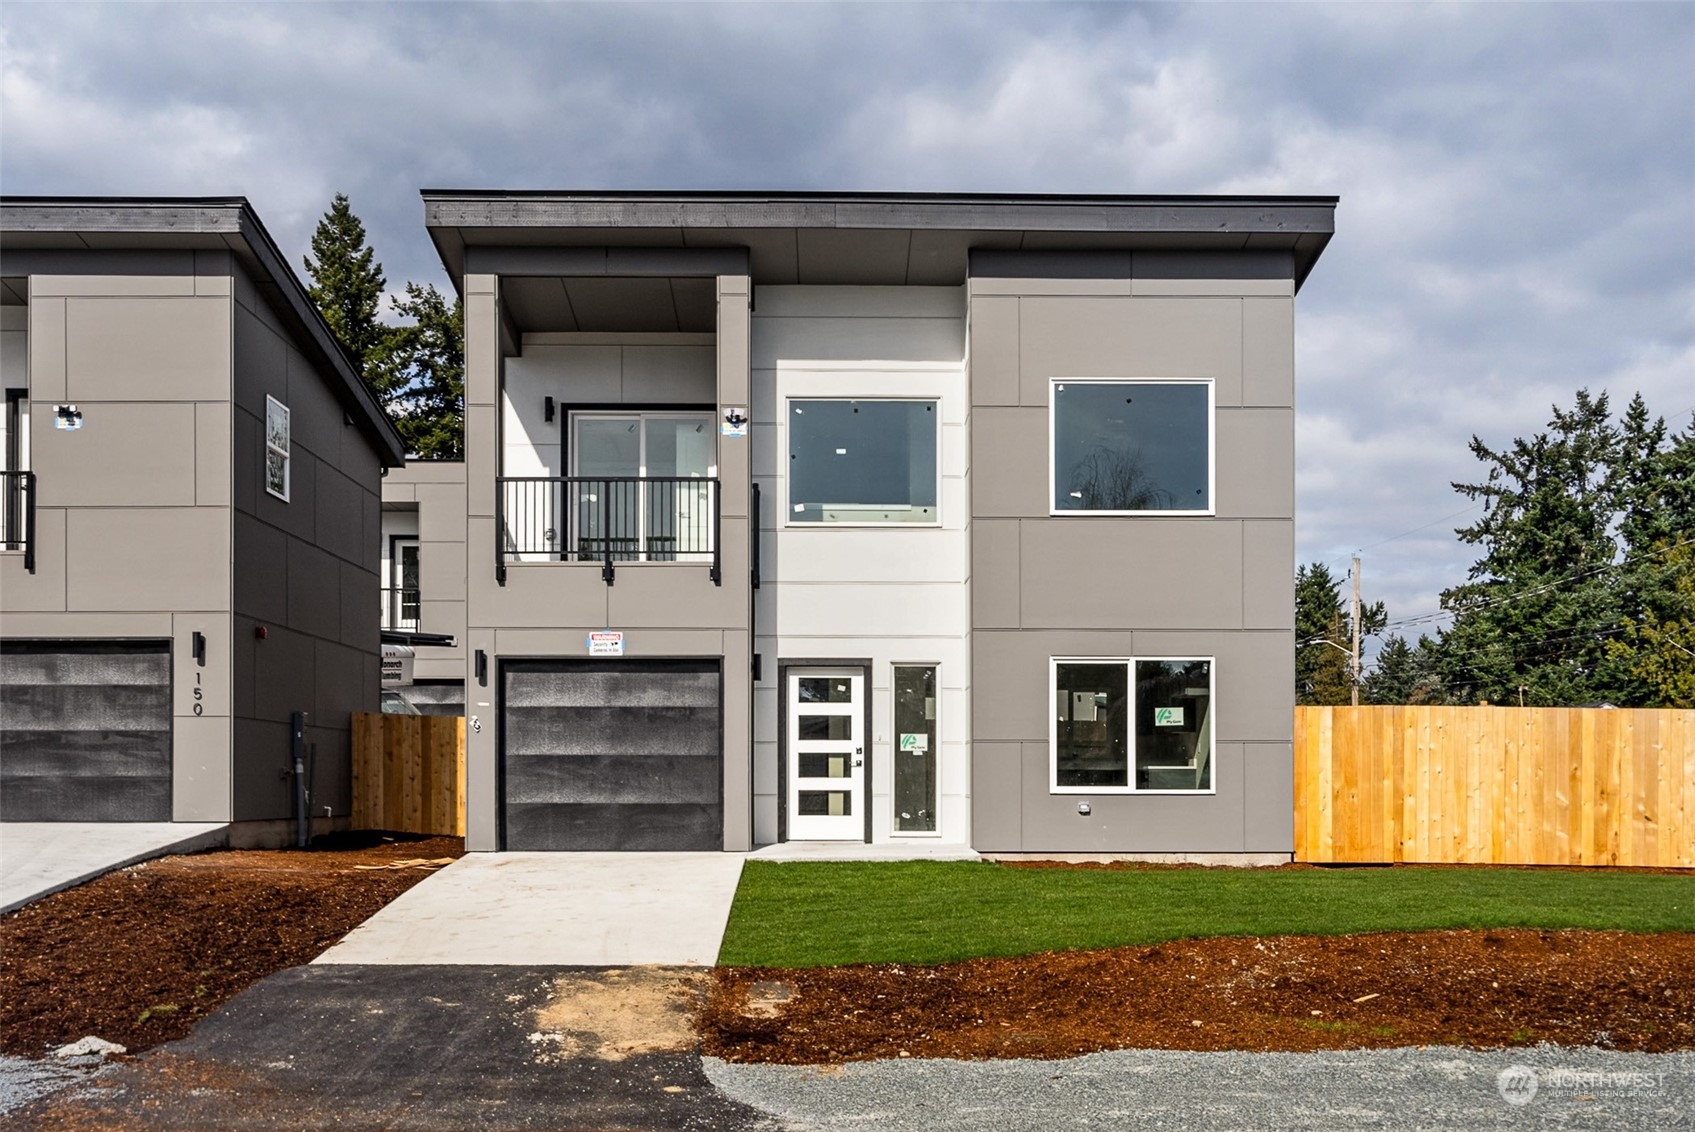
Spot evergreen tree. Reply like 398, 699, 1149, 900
304, 195, 465, 459
368, 283, 465, 460
1606, 543, 1695, 707
304, 194, 388, 377
1363, 635, 1447, 705
1296, 562, 1385, 704
1434, 390, 1690, 706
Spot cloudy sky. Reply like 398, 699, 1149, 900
3, 2, 1691, 642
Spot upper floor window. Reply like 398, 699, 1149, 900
265, 395, 291, 502
788, 399, 938, 525
1050, 379, 1212, 514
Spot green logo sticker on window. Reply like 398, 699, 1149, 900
1154, 706, 1185, 728
899, 732, 929, 752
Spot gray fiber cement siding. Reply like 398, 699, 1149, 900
967, 267, 1297, 854
230, 264, 384, 823
0, 259, 239, 822
459, 275, 754, 851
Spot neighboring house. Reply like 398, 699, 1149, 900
379, 459, 467, 715
0, 197, 406, 841
419, 190, 1334, 855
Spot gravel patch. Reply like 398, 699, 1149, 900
705, 1045, 1695, 1130
0, 1053, 111, 1117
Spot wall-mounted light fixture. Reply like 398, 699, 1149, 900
544, 396, 556, 423
191, 631, 207, 667
1076, 801, 1092, 816
475, 648, 488, 687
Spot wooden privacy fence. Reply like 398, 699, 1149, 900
1295, 706, 1694, 867
351, 712, 466, 837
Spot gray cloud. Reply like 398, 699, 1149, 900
3, 1, 1690, 627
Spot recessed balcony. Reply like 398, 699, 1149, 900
497, 475, 720, 587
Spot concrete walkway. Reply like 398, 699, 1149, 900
315, 852, 746, 966
0, 822, 228, 914
748, 841, 980, 862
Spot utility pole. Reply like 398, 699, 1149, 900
1350, 555, 1362, 708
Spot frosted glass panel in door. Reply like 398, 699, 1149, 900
575, 418, 641, 560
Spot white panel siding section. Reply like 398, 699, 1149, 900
751, 285, 971, 845
501, 336, 716, 479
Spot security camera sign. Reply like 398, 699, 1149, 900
721, 407, 749, 438
1154, 706, 1185, 728
586, 631, 625, 657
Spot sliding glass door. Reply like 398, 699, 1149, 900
570, 413, 715, 561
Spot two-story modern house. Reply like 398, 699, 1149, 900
0, 197, 406, 843
415, 190, 1333, 857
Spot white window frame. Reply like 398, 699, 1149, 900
1048, 655, 1218, 796
783, 397, 943, 529
264, 395, 291, 502
1048, 378, 1215, 517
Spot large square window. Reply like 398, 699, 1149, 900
1050, 657, 1214, 793
788, 400, 937, 524
1051, 380, 1211, 513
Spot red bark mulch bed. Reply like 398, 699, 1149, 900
0, 833, 463, 1058
700, 929, 1695, 1063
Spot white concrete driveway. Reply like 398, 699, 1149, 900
314, 852, 746, 966
0, 822, 228, 914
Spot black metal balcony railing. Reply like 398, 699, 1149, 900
497, 476, 720, 587
381, 586, 421, 631
1, 470, 36, 575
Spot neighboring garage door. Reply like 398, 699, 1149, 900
0, 640, 173, 822
502, 659, 722, 850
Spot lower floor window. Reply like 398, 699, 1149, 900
1051, 657, 1214, 792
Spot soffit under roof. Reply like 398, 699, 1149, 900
421, 191, 1337, 291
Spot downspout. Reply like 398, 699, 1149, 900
290, 710, 308, 848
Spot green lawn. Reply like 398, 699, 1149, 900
717, 861, 1695, 968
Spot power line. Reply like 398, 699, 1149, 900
1373, 534, 1695, 636
1348, 501, 1485, 558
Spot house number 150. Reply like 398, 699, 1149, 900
193, 671, 204, 716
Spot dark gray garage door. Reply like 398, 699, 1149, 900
502, 659, 722, 850
1, 640, 172, 822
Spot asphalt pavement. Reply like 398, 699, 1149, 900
8, 964, 1690, 1130
706, 1045, 1695, 1131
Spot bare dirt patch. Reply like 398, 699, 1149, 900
531, 967, 709, 1061
0, 832, 463, 1058
700, 929, 1695, 1063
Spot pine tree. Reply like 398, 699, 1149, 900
303, 194, 388, 378
368, 283, 465, 460
1296, 562, 1385, 704
303, 195, 465, 459
1434, 390, 1690, 706
1363, 635, 1447, 705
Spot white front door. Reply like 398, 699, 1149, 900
786, 668, 865, 841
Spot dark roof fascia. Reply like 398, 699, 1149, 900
420, 189, 1336, 290
0, 196, 406, 467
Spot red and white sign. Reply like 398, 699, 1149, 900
586, 631, 625, 657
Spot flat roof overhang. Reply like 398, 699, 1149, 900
421, 190, 1337, 293
0, 196, 406, 467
